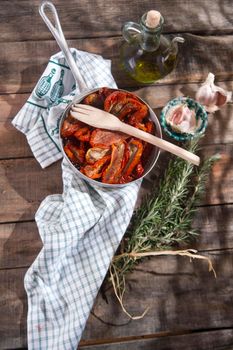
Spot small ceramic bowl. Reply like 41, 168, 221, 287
160, 97, 208, 141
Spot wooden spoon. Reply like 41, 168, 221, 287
71, 104, 200, 166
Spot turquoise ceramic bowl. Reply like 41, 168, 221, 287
160, 97, 208, 141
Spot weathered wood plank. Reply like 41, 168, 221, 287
0, 159, 62, 223
0, 0, 232, 43
203, 144, 233, 205
82, 249, 233, 341
1, 249, 233, 348
1, 204, 233, 270
0, 143, 232, 224
0, 93, 32, 159
80, 329, 233, 349
1, 2, 232, 349
0, 34, 233, 94
193, 204, 233, 251
1, 83, 232, 160
0, 221, 42, 269
0, 268, 27, 349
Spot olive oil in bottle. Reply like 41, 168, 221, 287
120, 10, 184, 84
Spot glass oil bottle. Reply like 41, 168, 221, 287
120, 10, 184, 84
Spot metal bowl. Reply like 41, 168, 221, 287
59, 88, 162, 188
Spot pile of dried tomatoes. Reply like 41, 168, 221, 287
61, 88, 154, 184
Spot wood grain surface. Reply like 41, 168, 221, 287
0, 202, 232, 270
0, 143, 231, 225
0, 34, 233, 94
0, 0, 232, 43
80, 329, 233, 349
0, 0, 233, 349
1, 249, 233, 348
0, 159, 62, 222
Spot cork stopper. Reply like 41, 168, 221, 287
145, 10, 161, 28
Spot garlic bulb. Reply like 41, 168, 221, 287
196, 73, 232, 113
166, 104, 200, 134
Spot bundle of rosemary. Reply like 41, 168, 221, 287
109, 140, 219, 318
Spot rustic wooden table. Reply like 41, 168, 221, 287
0, 1, 233, 349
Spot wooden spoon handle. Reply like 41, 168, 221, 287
121, 123, 200, 166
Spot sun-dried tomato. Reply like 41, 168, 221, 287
99, 87, 114, 98
64, 141, 85, 165
104, 91, 140, 113
82, 92, 100, 106
133, 122, 148, 131
135, 162, 144, 178
104, 91, 148, 123
102, 141, 126, 184
82, 88, 114, 108
122, 139, 144, 177
145, 120, 154, 134
121, 144, 130, 169
61, 88, 155, 184
90, 129, 128, 147
119, 175, 133, 184
74, 127, 91, 142
79, 141, 86, 152
81, 155, 111, 179
85, 147, 110, 164
61, 118, 82, 137
64, 144, 76, 163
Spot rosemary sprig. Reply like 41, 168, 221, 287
110, 140, 220, 314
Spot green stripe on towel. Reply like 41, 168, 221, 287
49, 60, 70, 70
40, 114, 61, 152
27, 101, 47, 109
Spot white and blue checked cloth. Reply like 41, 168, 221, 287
12, 49, 141, 349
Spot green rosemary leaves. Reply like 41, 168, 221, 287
110, 140, 220, 317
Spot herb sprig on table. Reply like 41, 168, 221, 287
109, 140, 220, 318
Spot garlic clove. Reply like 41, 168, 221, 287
177, 121, 191, 133
196, 72, 232, 113
168, 104, 184, 124
166, 104, 198, 134
215, 91, 229, 107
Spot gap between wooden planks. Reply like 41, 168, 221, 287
79, 328, 233, 349
3, 328, 233, 350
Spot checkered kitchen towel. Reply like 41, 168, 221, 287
12, 49, 141, 349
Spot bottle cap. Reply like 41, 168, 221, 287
145, 10, 161, 28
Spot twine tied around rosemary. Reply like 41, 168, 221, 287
110, 249, 216, 320
108, 140, 220, 319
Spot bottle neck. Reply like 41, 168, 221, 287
139, 13, 164, 52
48, 68, 56, 81
47, 74, 53, 82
